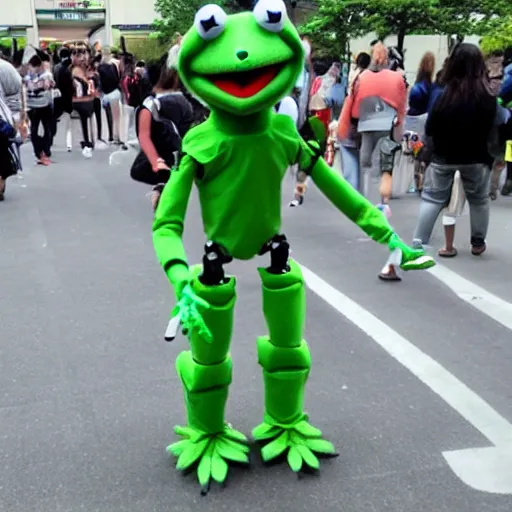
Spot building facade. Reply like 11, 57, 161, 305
2, 0, 158, 47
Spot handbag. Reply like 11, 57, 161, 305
446, 170, 466, 216
0, 138, 20, 179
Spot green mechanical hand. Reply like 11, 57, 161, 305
174, 284, 213, 342
387, 233, 436, 271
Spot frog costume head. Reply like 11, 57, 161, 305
177, 0, 304, 116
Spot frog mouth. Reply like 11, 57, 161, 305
207, 64, 283, 98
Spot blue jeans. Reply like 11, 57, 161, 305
413, 162, 490, 247
340, 144, 360, 191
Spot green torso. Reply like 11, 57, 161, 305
182, 110, 302, 260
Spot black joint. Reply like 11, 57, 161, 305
200, 241, 232, 286
164, 258, 188, 275
260, 234, 291, 274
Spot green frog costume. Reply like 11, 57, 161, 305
153, 0, 435, 494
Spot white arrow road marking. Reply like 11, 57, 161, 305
301, 264, 512, 494
427, 264, 512, 331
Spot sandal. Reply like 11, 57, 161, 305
438, 247, 458, 258
378, 264, 401, 282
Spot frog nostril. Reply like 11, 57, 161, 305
236, 50, 249, 61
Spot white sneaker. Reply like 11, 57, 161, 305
95, 139, 108, 150
82, 147, 92, 158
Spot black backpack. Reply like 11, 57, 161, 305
135, 96, 182, 155
131, 96, 182, 185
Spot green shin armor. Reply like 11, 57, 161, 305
168, 271, 249, 491
253, 260, 336, 471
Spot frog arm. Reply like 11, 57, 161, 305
301, 141, 393, 244
152, 153, 196, 299
299, 140, 433, 269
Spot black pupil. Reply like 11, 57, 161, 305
201, 15, 219, 32
266, 10, 282, 23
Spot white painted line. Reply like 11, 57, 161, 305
301, 263, 512, 494
427, 264, 512, 331
301, 264, 512, 446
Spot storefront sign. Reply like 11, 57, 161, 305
55, 11, 86, 20
36, 9, 106, 21
58, 1, 104, 7
113, 25, 154, 31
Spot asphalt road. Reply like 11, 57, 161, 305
1, 138, 512, 512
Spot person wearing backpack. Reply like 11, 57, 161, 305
0, 84, 21, 200
120, 53, 141, 147
133, 62, 193, 211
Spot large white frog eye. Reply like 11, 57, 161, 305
194, 4, 227, 40
253, 0, 287, 32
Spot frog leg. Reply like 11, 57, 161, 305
253, 236, 337, 474
168, 242, 249, 495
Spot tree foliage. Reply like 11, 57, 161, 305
300, 0, 512, 58
153, 0, 245, 43
480, 17, 512, 54
300, 0, 443, 58
439, 0, 511, 38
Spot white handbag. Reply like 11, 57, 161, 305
391, 150, 414, 197
446, 170, 466, 217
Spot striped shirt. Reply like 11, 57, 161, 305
24, 69, 53, 109
0, 58, 22, 114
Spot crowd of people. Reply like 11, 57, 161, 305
281, 40, 512, 280
2, 35, 512, 273
0, 43, 159, 168
0, 38, 208, 203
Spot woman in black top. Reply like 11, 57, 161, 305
53, 48, 74, 151
98, 49, 122, 145
88, 55, 108, 148
412, 43, 510, 256
136, 60, 193, 210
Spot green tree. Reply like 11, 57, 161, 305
301, 0, 443, 57
300, 0, 512, 58
439, 0, 511, 39
153, 0, 244, 43
480, 16, 512, 54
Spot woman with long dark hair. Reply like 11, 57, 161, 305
120, 53, 139, 146
412, 43, 510, 257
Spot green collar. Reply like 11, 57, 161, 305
209, 108, 272, 136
